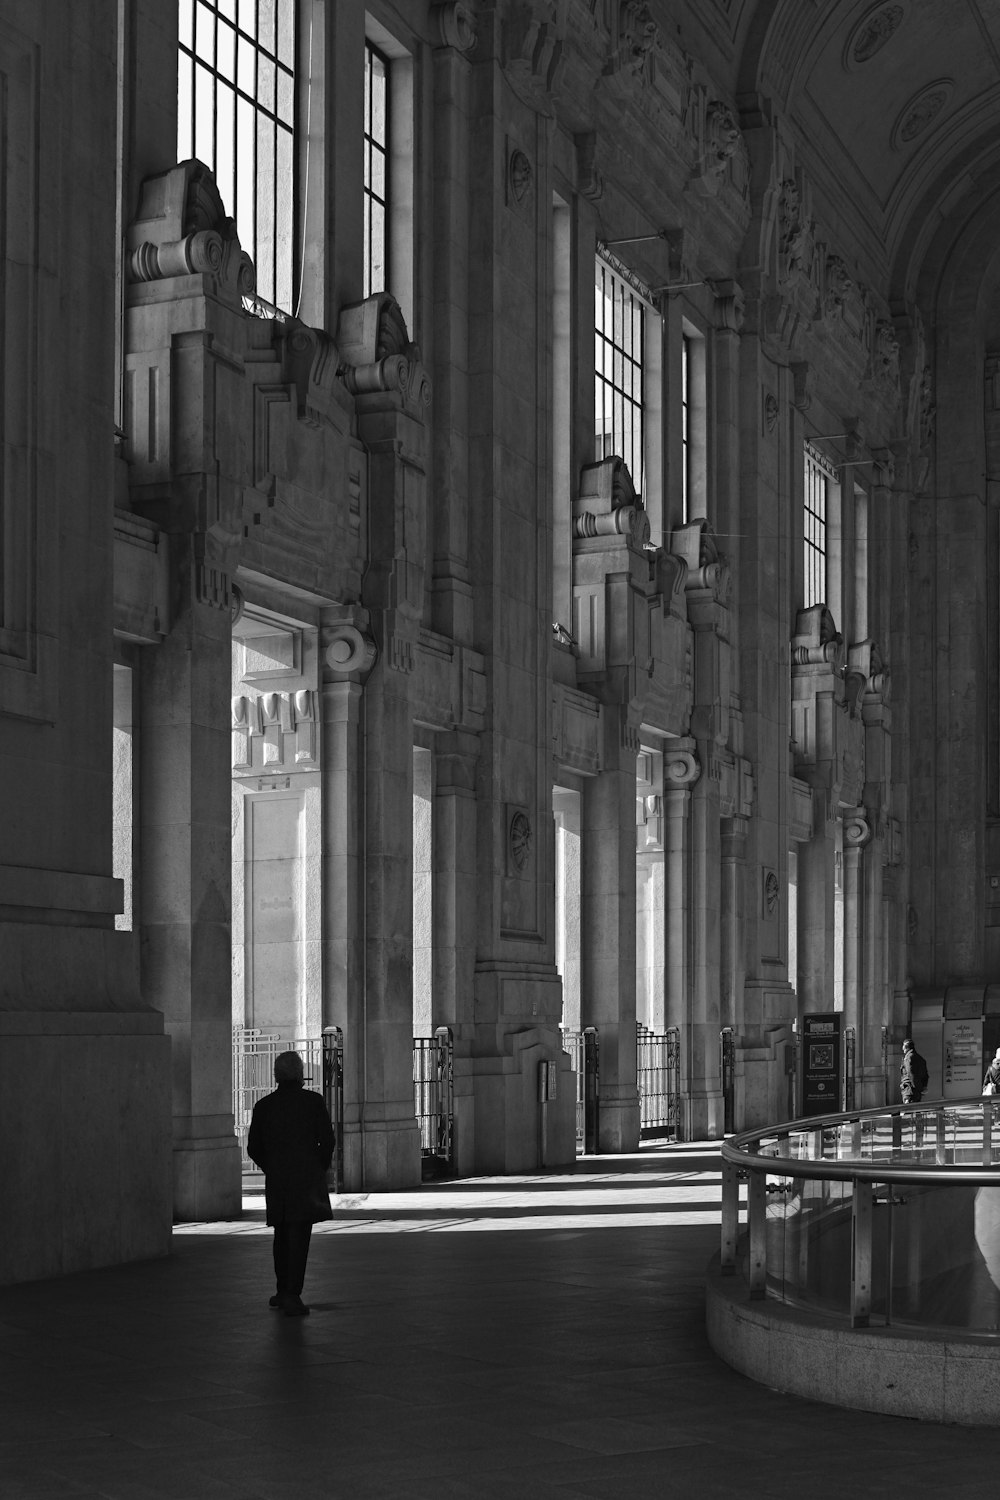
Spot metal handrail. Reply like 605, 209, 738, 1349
719, 1096, 1000, 1328
722, 1096, 1000, 1186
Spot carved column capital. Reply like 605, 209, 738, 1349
432, 2, 477, 53
321, 619, 377, 683
842, 805, 873, 849
664, 746, 701, 792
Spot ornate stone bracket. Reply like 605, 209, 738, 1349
337, 294, 431, 417
126, 160, 255, 304
573, 457, 650, 551
845, 638, 889, 718
670, 519, 731, 601
280, 322, 342, 429
791, 605, 844, 670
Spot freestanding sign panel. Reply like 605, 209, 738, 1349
802, 1013, 842, 1117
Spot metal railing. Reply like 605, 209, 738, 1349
637, 1023, 679, 1139
721, 1098, 1000, 1335
322, 1026, 345, 1193
720, 1026, 735, 1134
413, 1027, 454, 1173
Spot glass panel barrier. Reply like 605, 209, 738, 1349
722, 1099, 1000, 1338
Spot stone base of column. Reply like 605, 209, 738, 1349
595, 1084, 640, 1155
684, 1086, 726, 1141
172, 1118, 242, 1222
460, 1032, 577, 1175
345, 1107, 422, 1191
737, 1024, 797, 1131
0, 1012, 172, 1286
858, 1065, 888, 1110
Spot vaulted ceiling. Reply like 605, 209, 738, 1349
726, 0, 1000, 301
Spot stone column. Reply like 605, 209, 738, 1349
140, 543, 241, 1221
860, 819, 887, 1106
430, 10, 477, 644
842, 827, 863, 1040
721, 816, 748, 1029
432, 729, 480, 1176
580, 724, 640, 1153
663, 745, 710, 1135
358, 644, 423, 1188
796, 804, 838, 1014
553, 786, 583, 1032
318, 620, 374, 1190
337, 293, 432, 1191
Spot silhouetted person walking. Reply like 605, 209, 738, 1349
248, 1050, 335, 1316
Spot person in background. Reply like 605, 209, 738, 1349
900, 1037, 929, 1104
247, 1050, 335, 1316
983, 1046, 1000, 1095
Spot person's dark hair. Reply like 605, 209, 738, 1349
274, 1050, 305, 1084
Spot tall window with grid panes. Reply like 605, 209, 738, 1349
803, 441, 833, 609
177, 0, 296, 314
594, 251, 647, 497
363, 39, 389, 298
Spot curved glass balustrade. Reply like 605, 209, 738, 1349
719, 1099, 1000, 1336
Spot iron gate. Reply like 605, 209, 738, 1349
233, 1027, 339, 1172
413, 1026, 454, 1175
637, 1023, 680, 1139
720, 1025, 735, 1134
562, 1026, 600, 1154
322, 1026, 345, 1193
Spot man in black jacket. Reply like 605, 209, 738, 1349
900, 1038, 929, 1103
247, 1050, 335, 1316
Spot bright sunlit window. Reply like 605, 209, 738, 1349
594, 252, 647, 495
177, 0, 296, 312
364, 39, 389, 298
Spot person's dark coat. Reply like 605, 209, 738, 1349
900, 1047, 929, 1102
247, 1082, 335, 1226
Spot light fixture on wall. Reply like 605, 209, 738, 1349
602, 231, 670, 246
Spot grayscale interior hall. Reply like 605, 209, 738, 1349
5, 0, 1000, 1424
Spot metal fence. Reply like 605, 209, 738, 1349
637, 1023, 680, 1139
413, 1027, 454, 1174
720, 1025, 735, 1134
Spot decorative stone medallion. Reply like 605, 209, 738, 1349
845, 3, 906, 69
891, 80, 954, 150
508, 807, 533, 876
507, 148, 534, 208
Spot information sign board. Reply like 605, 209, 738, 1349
802, 1013, 842, 1117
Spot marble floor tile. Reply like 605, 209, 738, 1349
0, 1147, 998, 1500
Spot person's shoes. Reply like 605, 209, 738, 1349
268, 1295, 282, 1309
281, 1295, 310, 1317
